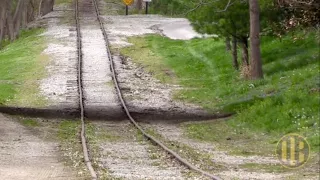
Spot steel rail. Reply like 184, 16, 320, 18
75, 0, 98, 179
91, 0, 222, 179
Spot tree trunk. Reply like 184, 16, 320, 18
249, 0, 263, 79
21, 0, 31, 29
136, 0, 143, 10
13, 0, 25, 39
0, 0, 7, 46
225, 36, 231, 51
1, 0, 45, 44
40, 0, 55, 16
231, 36, 239, 70
5, 0, 14, 41
28, 1, 36, 22
241, 39, 249, 67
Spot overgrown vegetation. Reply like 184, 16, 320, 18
58, 120, 89, 177
120, 30, 319, 149
0, 29, 47, 106
22, 118, 39, 127
144, 128, 225, 173
149, 0, 192, 16
150, 0, 319, 80
55, 0, 73, 4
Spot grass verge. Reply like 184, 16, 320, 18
58, 120, 90, 177
55, 0, 73, 4
120, 29, 319, 177
119, 31, 319, 152
184, 120, 277, 156
0, 29, 48, 107
21, 118, 40, 127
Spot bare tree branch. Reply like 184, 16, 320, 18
185, 0, 238, 15
216, 0, 236, 13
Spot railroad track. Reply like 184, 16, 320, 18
75, 0, 221, 179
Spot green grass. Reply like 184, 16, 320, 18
0, 29, 47, 106
86, 123, 121, 142
21, 119, 39, 127
120, 31, 319, 150
239, 163, 288, 173
58, 120, 80, 141
58, 120, 90, 177
55, 0, 73, 4
184, 120, 278, 156
120, 38, 176, 83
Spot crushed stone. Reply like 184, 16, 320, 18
0, 114, 78, 180
93, 121, 209, 180
39, 8, 79, 110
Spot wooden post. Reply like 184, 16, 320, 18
145, 1, 149, 14
125, 5, 128, 15
143, 0, 151, 15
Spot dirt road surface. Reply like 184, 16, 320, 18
0, 114, 78, 180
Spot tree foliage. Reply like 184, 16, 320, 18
148, 0, 318, 79
275, 0, 320, 29
150, 0, 194, 15
188, 0, 259, 68
189, 1, 250, 39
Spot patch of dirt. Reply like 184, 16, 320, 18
0, 113, 79, 180
112, 55, 217, 121
144, 122, 296, 180
90, 121, 209, 180
98, 0, 124, 16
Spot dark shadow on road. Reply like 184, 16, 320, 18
0, 106, 233, 123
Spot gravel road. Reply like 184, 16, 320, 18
0, 114, 78, 180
